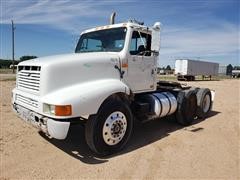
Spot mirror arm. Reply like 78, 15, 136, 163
114, 58, 125, 79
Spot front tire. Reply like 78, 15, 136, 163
85, 97, 133, 156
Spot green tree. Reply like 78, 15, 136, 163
20, 56, 37, 61
166, 65, 171, 70
233, 66, 240, 70
226, 64, 233, 75
0, 60, 11, 68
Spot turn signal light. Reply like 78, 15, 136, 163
122, 63, 128, 68
55, 105, 72, 116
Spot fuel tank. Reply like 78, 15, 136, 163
140, 92, 177, 118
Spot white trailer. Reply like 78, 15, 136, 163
218, 65, 227, 75
175, 59, 219, 81
12, 13, 215, 156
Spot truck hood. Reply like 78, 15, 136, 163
19, 52, 119, 67
18, 52, 121, 96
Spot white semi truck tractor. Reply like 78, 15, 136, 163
12, 13, 214, 155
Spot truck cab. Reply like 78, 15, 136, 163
75, 21, 160, 92
12, 15, 214, 156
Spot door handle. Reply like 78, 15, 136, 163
151, 69, 154, 74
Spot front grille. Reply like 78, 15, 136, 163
17, 66, 41, 93
16, 94, 39, 108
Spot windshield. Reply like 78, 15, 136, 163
75, 27, 127, 53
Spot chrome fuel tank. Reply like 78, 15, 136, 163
141, 92, 177, 118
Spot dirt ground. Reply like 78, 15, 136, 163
0, 79, 239, 179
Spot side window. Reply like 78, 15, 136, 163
130, 31, 151, 56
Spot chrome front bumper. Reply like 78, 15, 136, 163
13, 104, 70, 139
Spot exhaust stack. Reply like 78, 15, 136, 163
110, 12, 116, 25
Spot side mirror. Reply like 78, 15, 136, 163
151, 22, 161, 53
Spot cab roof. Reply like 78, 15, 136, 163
81, 22, 151, 35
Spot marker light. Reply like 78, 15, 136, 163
55, 105, 72, 116
43, 104, 72, 116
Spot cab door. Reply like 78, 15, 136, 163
124, 31, 156, 92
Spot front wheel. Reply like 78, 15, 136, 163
85, 97, 133, 156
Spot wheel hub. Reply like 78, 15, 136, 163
202, 94, 211, 113
102, 111, 127, 146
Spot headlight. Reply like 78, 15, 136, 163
43, 104, 72, 116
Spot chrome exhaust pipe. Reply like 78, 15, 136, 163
110, 12, 116, 25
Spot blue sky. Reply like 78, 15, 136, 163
0, 0, 239, 67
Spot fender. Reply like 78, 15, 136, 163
41, 79, 130, 119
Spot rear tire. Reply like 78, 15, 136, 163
196, 88, 212, 119
175, 89, 198, 125
85, 96, 133, 156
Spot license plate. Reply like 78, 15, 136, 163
16, 106, 39, 128
19, 107, 30, 122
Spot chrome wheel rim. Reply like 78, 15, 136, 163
102, 111, 127, 146
202, 94, 211, 113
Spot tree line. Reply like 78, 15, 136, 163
0, 56, 37, 68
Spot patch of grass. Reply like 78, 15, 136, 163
215, 75, 233, 80
0, 69, 16, 74
0, 77, 16, 81
157, 74, 236, 82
